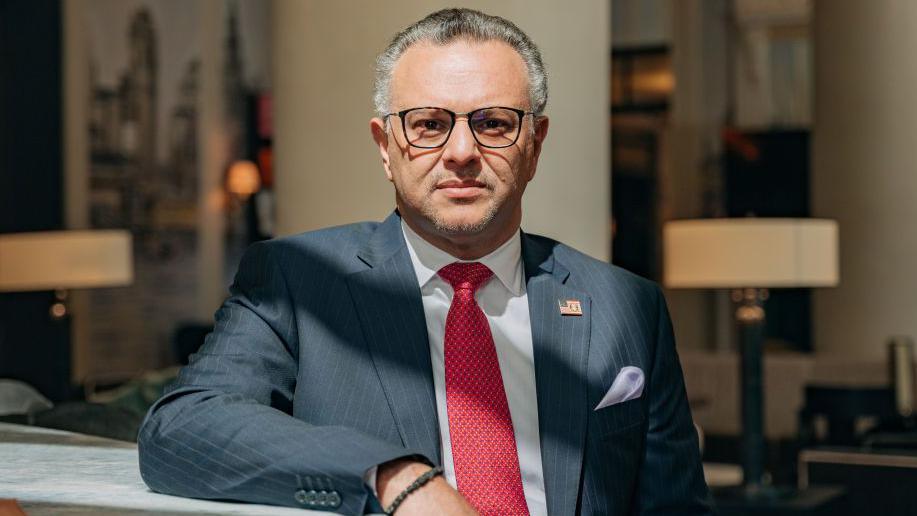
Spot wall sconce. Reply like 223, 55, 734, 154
226, 160, 261, 200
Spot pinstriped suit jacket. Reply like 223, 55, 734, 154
138, 211, 712, 515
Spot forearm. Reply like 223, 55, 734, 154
375, 459, 477, 516
139, 387, 422, 515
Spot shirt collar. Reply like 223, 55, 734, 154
401, 219, 524, 296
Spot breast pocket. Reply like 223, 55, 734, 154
588, 396, 647, 512
594, 397, 646, 440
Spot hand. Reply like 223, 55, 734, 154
376, 459, 478, 515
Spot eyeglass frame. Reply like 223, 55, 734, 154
383, 106, 538, 149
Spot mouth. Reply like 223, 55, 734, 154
435, 180, 488, 200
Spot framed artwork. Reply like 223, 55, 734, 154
69, 0, 270, 380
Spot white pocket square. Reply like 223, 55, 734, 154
594, 366, 644, 411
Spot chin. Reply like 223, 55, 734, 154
428, 206, 496, 236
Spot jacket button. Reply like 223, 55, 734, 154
294, 489, 318, 506
316, 490, 329, 506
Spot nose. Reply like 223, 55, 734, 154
441, 118, 480, 169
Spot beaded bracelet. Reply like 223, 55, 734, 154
384, 466, 444, 515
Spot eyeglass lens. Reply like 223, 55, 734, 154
402, 108, 521, 148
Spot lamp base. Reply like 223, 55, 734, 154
712, 485, 845, 516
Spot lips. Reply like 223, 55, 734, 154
436, 180, 487, 189
435, 180, 488, 199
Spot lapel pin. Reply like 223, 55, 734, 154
558, 299, 583, 316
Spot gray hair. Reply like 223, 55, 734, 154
373, 8, 548, 118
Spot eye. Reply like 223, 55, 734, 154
410, 117, 448, 133
422, 119, 445, 131
472, 116, 512, 134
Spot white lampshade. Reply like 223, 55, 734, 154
0, 230, 133, 292
663, 218, 839, 289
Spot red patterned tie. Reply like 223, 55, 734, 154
438, 262, 529, 516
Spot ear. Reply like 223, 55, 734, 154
370, 117, 394, 182
527, 115, 549, 180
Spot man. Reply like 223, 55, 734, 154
139, 8, 711, 516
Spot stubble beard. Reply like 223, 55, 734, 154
406, 166, 503, 236
421, 194, 501, 236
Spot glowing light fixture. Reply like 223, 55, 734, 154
226, 160, 261, 198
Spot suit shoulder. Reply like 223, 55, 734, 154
528, 233, 661, 298
243, 221, 379, 274
267, 220, 378, 249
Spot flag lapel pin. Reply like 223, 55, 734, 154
558, 299, 583, 316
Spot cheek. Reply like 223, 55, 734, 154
487, 152, 531, 190
482, 152, 514, 178
390, 155, 436, 194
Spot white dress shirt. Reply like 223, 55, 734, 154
400, 220, 547, 516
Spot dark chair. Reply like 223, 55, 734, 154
171, 323, 213, 365
0, 401, 144, 442
798, 385, 897, 447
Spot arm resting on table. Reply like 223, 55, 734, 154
138, 242, 423, 515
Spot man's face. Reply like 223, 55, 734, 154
371, 39, 548, 251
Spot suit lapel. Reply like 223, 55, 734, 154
345, 212, 441, 465
523, 234, 591, 516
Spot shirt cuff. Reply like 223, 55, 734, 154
364, 465, 378, 496
363, 465, 383, 514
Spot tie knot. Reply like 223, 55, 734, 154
438, 262, 493, 293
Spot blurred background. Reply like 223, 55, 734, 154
1, 0, 916, 514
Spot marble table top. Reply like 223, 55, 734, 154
0, 423, 324, 515
0, 421, 742, 514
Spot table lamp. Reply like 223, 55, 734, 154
0, 230, 133, 310
0, 230, 133, 399
664, 218, 838, 498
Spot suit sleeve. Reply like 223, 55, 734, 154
633, 285, 714, 515
137, 241, 423, 515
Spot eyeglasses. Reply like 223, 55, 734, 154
384, 106, 535, 149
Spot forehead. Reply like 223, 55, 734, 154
389, 39, 530, 112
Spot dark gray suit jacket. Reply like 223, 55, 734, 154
138, 211, 712, 515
